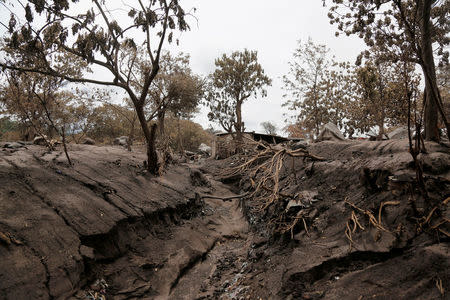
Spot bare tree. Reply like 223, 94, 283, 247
206, 49, 271, 144
283, 38, 350, 137
0, 0, 191, 174
261, 121, 277, 135
327, 0, 450, 141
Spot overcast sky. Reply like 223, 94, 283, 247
165, 0, 367, 134
0, 0, 368, 135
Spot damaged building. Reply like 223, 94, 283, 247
211, 132, 291, 159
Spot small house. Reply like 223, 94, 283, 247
211, 132, 289, 159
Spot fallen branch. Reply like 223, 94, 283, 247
302, 218, 310, 237
435, 277, 445, 296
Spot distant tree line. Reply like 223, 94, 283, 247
326, 0, 449, 141
0, 49, 209, 152
205, 1, 449, 141
281, 38, 429, 140
0, 0, 193, 174
0, 0, 448, 173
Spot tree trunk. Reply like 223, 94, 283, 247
135, 104, 158, 174
23, 124, 35, 141
148, 123, 158, 173
47, 125, 57, 140
420, 0, 439, 141
126, 117, 135, 152
157, 108, 166, 137
422, 73, 439, 141
376, 64, 386, 140
177, 117, 184, 153
377, 107, 385, 140
312, 73, 320, 139
378, 119, 385, 140
235, 100, 243, 149
61, 124, 72, 166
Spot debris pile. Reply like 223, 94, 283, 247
207, 139, 449, 298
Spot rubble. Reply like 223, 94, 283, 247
203, 139, 449, 299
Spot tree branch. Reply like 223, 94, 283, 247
0, 63, 118, 87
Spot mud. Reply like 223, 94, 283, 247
0, 140, 449, 299
205, 139, 449, 299
0, 144, 248, 299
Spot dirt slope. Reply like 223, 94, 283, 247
0, 144, 248, 299
1, 140, 449, 300
204, 139, 450, 299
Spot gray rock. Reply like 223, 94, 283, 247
79, 245, 95, 259
189, 168, 211, 187
33, 136, 47, 145
2, 142, 24, 149
82, 137, 96, 145
286, 189, 319, 211
184, 150, 196, 158
317, 123, 345, 141
198, 143, 211, 155
367, 130, 388, 140
291, 140, 308, 150
388, 126, 409, 140
113, 136, 130, 146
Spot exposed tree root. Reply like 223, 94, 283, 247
345, 210, 365, 251
345, 199, 400, 233
418, 196, 450, 238
435, 277, 445, 296
343, 199, 401, 250
220, 139, 325, 234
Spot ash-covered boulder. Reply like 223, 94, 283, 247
33, 135, 47, 145
113, 136, 130, 146
82, 137, 96, 145
388, 126, 409, 140
367, 130, 388, 140
2, 142, 25, 149
190, 167, 211, 187
290, 140, 308, 150
317, 123, 345, 141
198, 143, 212, 155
